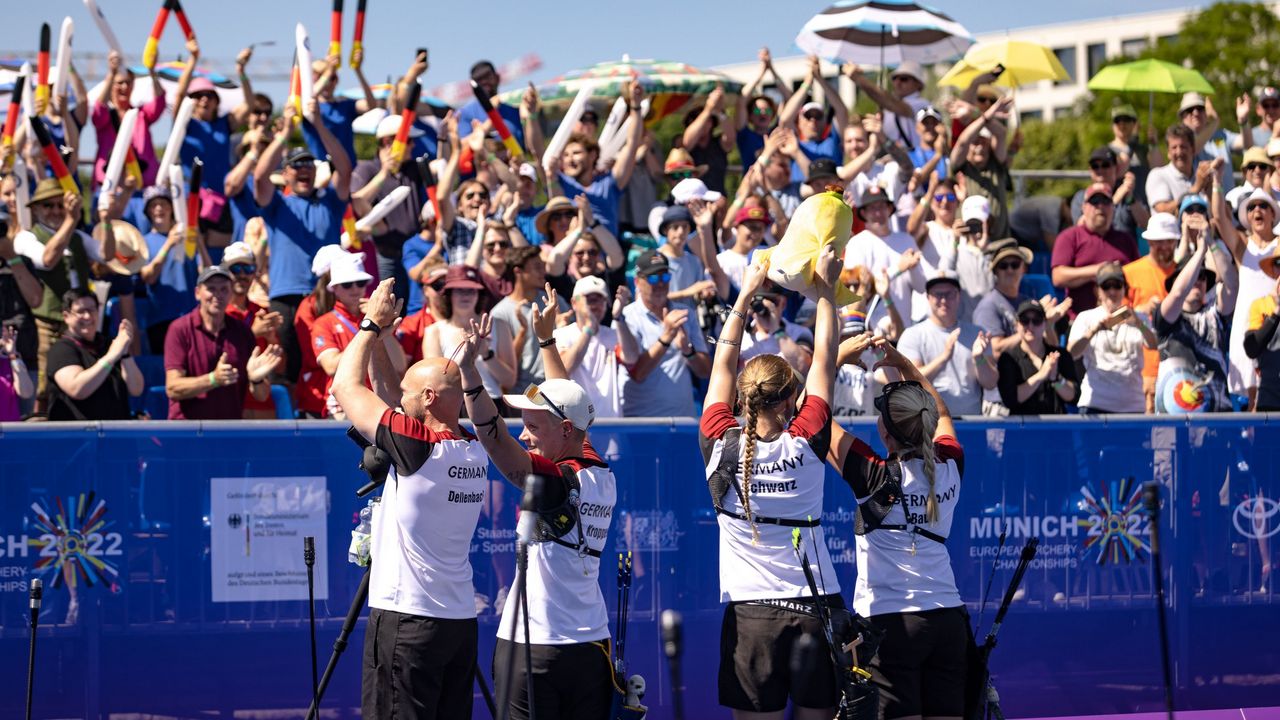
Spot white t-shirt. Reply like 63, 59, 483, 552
833, 364, 875, 418
1066, 306, 1147, 412
717, 248, 751, 292
1228, 238, 1279, 393
739, 319, 813, 363
840, 433, 965, 617
369, 410, 490, 619
552, 323, 622, 419
497, 446, 617, 645
882, 92, 932, 151
913, 221, 960, 321
844, 229, 925, 332
896, 320, 985, 416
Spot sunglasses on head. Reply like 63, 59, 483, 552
995, 260, 1023, 271
337, 280, 370, 290
933, 192, 957, 203
522, 383, 570, 424
1019, 313, 1046, 327
229, 263, 256, 275
1100, 280, 1124, 291
643, 272, 672, 284
1090, 161, 1114, 170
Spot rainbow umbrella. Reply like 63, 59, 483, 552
496, 55, 742, 123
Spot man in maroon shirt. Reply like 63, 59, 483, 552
164, 266, 284, 419
1050, 183, 1140, 316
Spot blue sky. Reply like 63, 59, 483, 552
7, 0, 1203, 102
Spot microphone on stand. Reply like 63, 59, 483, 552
661, 609, 685, 720
26, 578, 43, 720
1143, 482, 1175, 720
304, 536, 318, 716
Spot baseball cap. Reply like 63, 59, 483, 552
285, 147, 317, 167
856, 185, 891, 210
1144, 212, 1180, 241
142, 185, 174, 208
187, 77, 217, 96
634, 249, 671, 278
1178, 193, 1209, 217
670, 177, 723, 204
915, 106, 943, 123
808, 158, 839, 182
925, 269, 961, 292
893, 60, 924, 84
197, 265, 234, 285
801, 101, 824, 116
374, 115, 425, 140
1015, 299, 1045, 320
1261, 87, 1280, 103
503, 378, 595, 431
1089, 147, 1118, 165
442, 265, 485, 291
222, 241, 256, 266
1179, 92, 1206, 115
658, 205, 694, 236
311, 245, 346, 277
1111, 104, 1138, 121
572, 275, 608, 299
326, 252, 375, 289
1083, 183, 1114, 203
1096, 262, 1126, 286
733, 205, 772, 227
961, 195, 990, 223
518, 163, 538, 181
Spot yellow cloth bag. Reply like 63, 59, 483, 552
755, 190, 858, 305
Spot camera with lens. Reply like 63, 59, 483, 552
964, 219, 983, 236
750, 294, 772, 316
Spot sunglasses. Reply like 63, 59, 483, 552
573, 248, 600, 257
977, 96, 995, 105
550, 210, 575, 222
1089, 161, 1114, 170
191, 92, 218, 101
669, 170, 694, 179
1182, 206, 1208, 216
251, 108, 272, 116
228, 263, 257, 275
995, 260, 1023, 272
463, 193, 491, 202
485, 241, 512, 251
1100, 281, 1124, 291
1019, 314, 1046, 327
751, 107, 775, 117
287, 160, 314, 170
1263, 102, 1280, 111
33, 202, 61, 211
1113, 116, 1137, 123
337, 280, 370, 290
1248, 203, 1273, 213
802, 112, 823, 120
933, 193, 957, 203
522, 383, 570, 424
428, 279, 447, 293
928, 289, 959, 301
1244, 163, 1271, 172
643, 272, 672, 284
1086, 196, 1114, 207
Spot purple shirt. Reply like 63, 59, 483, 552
91, 95, 167, 188
1050, 225, 1139, 316
163, 308, 256, 420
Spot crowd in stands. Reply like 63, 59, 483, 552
2, 42, 1279, 422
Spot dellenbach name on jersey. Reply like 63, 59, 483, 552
447, 490, 485, 504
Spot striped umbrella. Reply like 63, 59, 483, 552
338, 83, 451, 109
796, 0, 974, 67
495, 55, 742, 123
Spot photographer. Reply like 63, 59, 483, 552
739, 287, 813, 371
825, 337, 967, 720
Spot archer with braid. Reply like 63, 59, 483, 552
699, 246, 843, 720
826, 336, 968, 720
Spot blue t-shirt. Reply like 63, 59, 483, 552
516, 204, 546, 246
455, 99, 524, 149
736, 127, 767, 169
908, 147, 949, 179
791, 133, 843, 183
228, 180, 261, 244
181, 115, 233, 194
141, 230, 198, 326
557, 172, 622, 236
400, 234, 434, 314
122, 194, 152, 236
260, 188, 346, 298
410, 118, 440, 161
302, 99, 359, 167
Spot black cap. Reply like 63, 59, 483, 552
808, 158, 839, 182
1089, 147, 1117, 165
1164, 257, 1216, 292
856, 186, 891, 211
197, 265, 234, 285
635, 249, 671, 278
284, 147, 317, 167
1015, 299, 1045, 319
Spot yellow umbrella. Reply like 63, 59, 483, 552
938, 40, 1070, 89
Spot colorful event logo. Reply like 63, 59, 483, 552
1076, 478, 1151, 565
28, 493, 123, 590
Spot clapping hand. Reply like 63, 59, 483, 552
246, 344, 284, 383
251, 311, 283, 339
971, 330, 993, 363
612, 285, 631, 319
211, 352, 239, 387
107, 319, 134, 361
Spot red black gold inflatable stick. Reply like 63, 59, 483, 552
35, 24, 51, 115
169, 0, 196, 40
390, 82, 421, 163
349, 0, 366, 70
469, 79, 522, 159
142, 2, 172, 70
330, 0, 343, 59
185, 159, 202, 259
28, 118, 78, 195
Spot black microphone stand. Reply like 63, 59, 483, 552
973, 537, 1039, 720
661, 609, 684, 720
26, 578, 42, 720
304, 536, 319, 716
1144, 482, 1176, 720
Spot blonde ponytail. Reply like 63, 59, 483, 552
735, 355, 795, 546
741, 398, 761, 545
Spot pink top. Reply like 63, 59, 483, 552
91, 94, 168, 188
0, 358, 20, 422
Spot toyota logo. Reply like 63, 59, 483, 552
1233, 497, 1280, 540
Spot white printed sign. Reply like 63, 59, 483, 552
211, 476, 328, 602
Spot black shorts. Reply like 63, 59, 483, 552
492, 638, 615, 720
362, 607, 478, 720
867, 606, 969, 719
718, 597, 843, 712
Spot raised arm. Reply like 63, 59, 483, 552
303, 99, 351, 200
807, 246, 841, 403
173, 38, 200, 107
1210, 235, 1239, 316
521, 83, 545, 161
874, 335, 955, 438
532, 283, 569, 381
254, 111, 292, 207
229, 47, 254, 130
331, 279, 400, 442
704, 260, 769, 409
611, 81, 646, 189
457, 314, 534, 483
811, 61, 848, 136
1161, 240, 1207, 323
951, 96, 1013, 169
847, 66, 911, 118
682, 85, 725, 150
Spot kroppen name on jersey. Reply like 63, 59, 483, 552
447, 465, 488, 479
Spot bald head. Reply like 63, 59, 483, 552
402, 358, 463, 421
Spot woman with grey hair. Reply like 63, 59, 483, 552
826, 337, 968, 720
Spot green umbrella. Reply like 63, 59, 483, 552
1087, 58, 1215, 123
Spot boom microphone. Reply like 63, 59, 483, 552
1143, 482, 1175, 720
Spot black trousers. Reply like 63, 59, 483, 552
361, 608, 478, 720
268, 294, 304, 383
492, 638, 614, 720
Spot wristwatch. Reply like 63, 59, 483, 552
359, 318, 382, 335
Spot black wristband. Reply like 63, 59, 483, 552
481, 349, 495, 361
682, 348, 695, 358
538, 337, 556, 348
658, 337, 673, 348
463, 384, 484, 399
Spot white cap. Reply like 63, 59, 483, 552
801, 101, 824, 116
518, 163, 538, 181
893, 61, 924, 84
503, 378, 596, 431
375, 115, 425, 140
326, 252, 375, 289
670, 177, 723, 205
311, 245, 346, 277
572, 275, 609, 299
1238, 186, 1280, 228
1144, 212, 1180, 241
222, 241, 255, 265
961, 195, 991, 223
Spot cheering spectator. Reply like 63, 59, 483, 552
1248, 87, 1280, 147
456, 61, 528, 152
618, 128, 664, 235
437, 117, 495, 266
175, 40, 255, 247
718, 205, 772, 292
224, 124, 269, 249
0, 326, 34, 420
490, 247, 568, 392
223, 242, 283, 419
907, 177, 961, 301
779, 57, 849, 180
137, 187, 199, 352
550, 277, 638, 418
1108, 104, 1161, 181
351, 115, 425, 303
467, 222, 516, 298
895, 271, 996, 416
544, 196, 625, 301
950, 95, 1015, 240
655, 203, 727, 309
512, 164, 547, 246
91, 51, 166, 189
302, 52, 378, 168
680, 84, 735, 194
546, 82, 645, 235
46, 290, 142, 421
395, 261, 448, 366
1224, 147, 1278, 218
423, 265, 515, 408
997, 300, 1079, 415
1066, 263, 1157, 414
1155, 231, 1238, 413
403, 204, 440, 314
733, 48, 790, 169
844, 187, 925, 332
619, 250, 711, 417
293, 246, 345, 418
1146, 125, 1216, 214
757, 131, 806, 220
164, 266, 283, 420
848, 60, 931, 151
1051, 183, 1140, 316
1224, 188, 1280, 405
253, 101, 352, 382
0, 210, 42, 414
1177, 93, 1242, 192
1069, 148, 1149, 237
1124, 212, 1180, 412
1244, 247, 1280, 410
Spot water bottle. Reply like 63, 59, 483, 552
348, 500, 374, 566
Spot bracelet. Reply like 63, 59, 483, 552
974, 354, 987, 366
99, 358, 114, 372
208, 371, 218, 388
728, 308, 747, 322
681, 348, 696, 358
251, 377, 267, 386
463, 384, 485, 399
584, 325, 597, 337
772, 329, 787, 340
710, 337, 739, 347
658, 336, 673, 348
481, 348, 495, 361
538, 337, 556, 348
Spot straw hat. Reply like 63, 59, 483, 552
663, 148, 707, 177
28, 178, 65, 206
535, 196, 577, 236
99, 220, 150, 275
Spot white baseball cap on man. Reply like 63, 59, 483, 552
311, 244, 347, 277
222, 241, 255, 266
670, 177, 722, 205
573, 275, 609, 299
504, 379, 596, 431
326, 252, 375, 289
